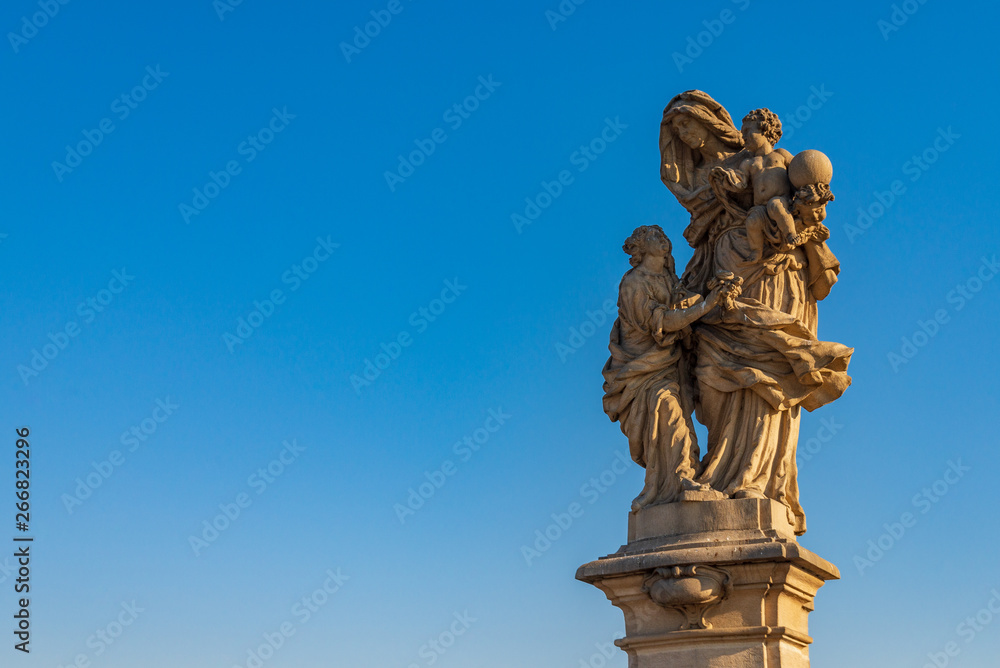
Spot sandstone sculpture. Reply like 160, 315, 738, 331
579, 91, 852, 668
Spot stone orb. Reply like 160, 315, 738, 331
789, 149, 833, 189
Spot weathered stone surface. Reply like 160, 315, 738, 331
578, 499, 838, 668
581, 91, 850, 667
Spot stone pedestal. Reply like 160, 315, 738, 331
576, 499, 838, 668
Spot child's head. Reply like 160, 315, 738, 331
789, 149, 834, 224
741, 108, 782, 152
792, 183, 835, 225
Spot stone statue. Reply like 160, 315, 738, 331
602, 225, 741, 509
603, 91, 853, 534
580, 90, 853, 668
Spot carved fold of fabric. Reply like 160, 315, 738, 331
695, 300, 853, 414
802, 240, 840, 301
695, 390, 807, 534
602, 322, 685, 468
602, 341, 699, 507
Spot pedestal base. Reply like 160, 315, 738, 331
576, 499, 838, 668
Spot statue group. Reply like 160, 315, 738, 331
602, 90, 853, 535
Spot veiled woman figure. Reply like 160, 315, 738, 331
602, 226, 736, 510
659, 90, 747, 294
658, 91, 853, 534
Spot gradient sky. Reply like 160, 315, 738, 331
2, 0, 1000, 666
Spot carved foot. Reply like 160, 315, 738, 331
679, 479, 726, 501
732, 489, 767, 500
678, 489, 727, 501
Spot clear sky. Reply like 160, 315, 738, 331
2, 0, 999, 666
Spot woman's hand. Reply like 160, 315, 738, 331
705, 284, 726, 308
706, 272, 743, 311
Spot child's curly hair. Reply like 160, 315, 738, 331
742, 108, 782, 146
793, 182, 835, 207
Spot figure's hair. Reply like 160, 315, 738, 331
623, 225, 676, 275
742, 108, 782, 145
793, 182, 835, 206
663, 104, 744, 148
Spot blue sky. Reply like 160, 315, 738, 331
2, 0, 999, 666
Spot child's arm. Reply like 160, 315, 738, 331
767, 197, 801, 247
